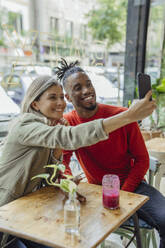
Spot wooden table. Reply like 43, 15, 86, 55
0, 183, 149, 248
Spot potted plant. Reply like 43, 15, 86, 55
32, 163, 86, 234
31, 163, 86, 202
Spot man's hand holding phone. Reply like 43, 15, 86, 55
128, 90, 156, 122
137, 73, 152, 100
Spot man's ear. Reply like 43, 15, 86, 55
31, 101, 40, 111
65, 93, 72, 103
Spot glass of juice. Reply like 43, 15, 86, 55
102, 174, 120, 209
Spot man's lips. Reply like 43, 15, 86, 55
82, 95, 95, 102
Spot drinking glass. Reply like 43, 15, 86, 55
102, 174, 120, 209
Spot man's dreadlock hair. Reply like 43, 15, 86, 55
56, 58, 85, 88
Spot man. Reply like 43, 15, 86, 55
56, 59, 165, 248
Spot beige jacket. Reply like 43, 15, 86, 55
0, 113, 107, 206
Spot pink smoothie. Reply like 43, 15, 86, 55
103, 189, 119, 209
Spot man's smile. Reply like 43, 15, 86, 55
82, 95, 95, 102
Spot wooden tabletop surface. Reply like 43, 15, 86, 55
0, 183, 149, 248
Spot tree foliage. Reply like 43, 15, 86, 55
86, 0, 127, 47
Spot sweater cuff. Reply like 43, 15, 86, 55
96, 119, 109, 140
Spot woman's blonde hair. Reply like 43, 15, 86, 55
21, 75, 61, 114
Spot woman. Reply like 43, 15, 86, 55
0, 75, 155, 247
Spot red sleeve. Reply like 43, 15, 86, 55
62, 150, 73, 176
121, 122, 149, 192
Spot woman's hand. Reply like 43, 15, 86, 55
72, 172, 86, 185
49, 118, 69, 126
58, 118, 69, 126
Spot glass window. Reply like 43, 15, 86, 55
144, 0, 165, 130
145, 1, 165, 83
50, 17, 59, 34
65, 20, 73, 38
80, 24, 87, 40
8, 11, 23, 34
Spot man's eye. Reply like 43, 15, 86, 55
74, 86, 81, 91
87, 83, 91, 87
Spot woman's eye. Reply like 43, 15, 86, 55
50, 96, 57, 100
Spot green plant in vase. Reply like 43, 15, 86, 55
31, 164, 86, 202
32, 163, 85, 234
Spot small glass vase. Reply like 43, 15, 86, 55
64, 192, 80, 235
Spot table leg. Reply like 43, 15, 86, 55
132, 212, 143, 248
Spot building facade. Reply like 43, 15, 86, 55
0, 0, 107, 70
29, 0, 106, 66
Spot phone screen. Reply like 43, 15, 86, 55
137, 73, 152, 100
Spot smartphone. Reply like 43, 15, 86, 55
137, 73, 152, 100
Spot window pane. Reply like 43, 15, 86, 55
145, 1, 165, 83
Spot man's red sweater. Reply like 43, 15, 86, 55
63, 103, 149, 192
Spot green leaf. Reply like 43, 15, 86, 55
60, 179, 77, 194
57, 164, 66, 173
128, 100, 131, 107
161, 78, 165, 85
44, 164, 66, 173
44, 164, 58, 169
31, 173, 50, 181
156, 84, 165, 93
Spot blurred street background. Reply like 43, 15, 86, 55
1, 1, 165, 247
0, 0, 165, 118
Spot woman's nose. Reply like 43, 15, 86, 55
56, 98, 64, 105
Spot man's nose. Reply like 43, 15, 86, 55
82, 86, 90, 94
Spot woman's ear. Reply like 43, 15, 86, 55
65, 93, 72, 103
31, 101, 40, 111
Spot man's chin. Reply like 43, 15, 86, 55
84, 103, 97, 111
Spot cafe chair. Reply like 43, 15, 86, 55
148, 150, 165, 191
114, 156, 161, 248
